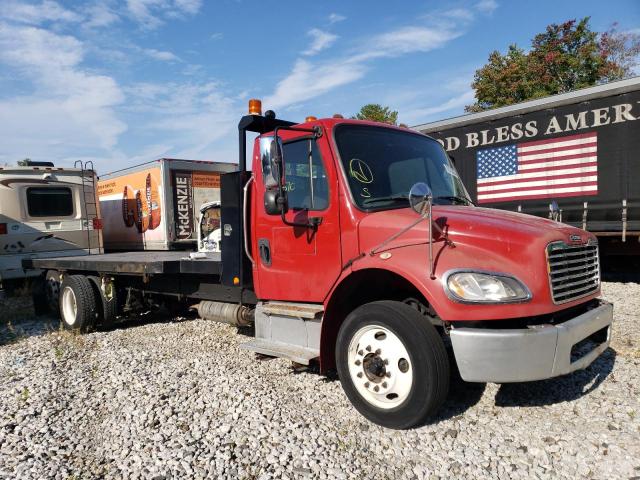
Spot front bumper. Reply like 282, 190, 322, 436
450, 301, 613, 383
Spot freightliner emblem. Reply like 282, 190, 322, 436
569, 234, 582, 243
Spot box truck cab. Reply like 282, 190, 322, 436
28, 102, 612, 429
0, 162, 101, 296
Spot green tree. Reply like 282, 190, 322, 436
353, 104, 398, 125
466, 18, 640, 112
17, 158, 31, 166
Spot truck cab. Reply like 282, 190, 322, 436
244, 106, 611, 428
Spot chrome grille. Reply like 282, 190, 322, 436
547, 242, 600, 304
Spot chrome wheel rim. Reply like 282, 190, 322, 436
61, 287, 77, 326
347, 324, 413, 409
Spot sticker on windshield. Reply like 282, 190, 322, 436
349, 158, 374, 184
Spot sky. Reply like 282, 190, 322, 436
0, 0, 638, 173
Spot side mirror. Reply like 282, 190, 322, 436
259, 136, 284, 189
264, 189, 288, 216
409, 182, 433, 216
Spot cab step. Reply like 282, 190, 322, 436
240, 301, 324, 365
240, 339, 319, 365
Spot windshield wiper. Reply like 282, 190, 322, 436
435, 195, 473, 206
362, 193, 408, 206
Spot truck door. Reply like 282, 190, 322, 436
252, 132, 342, 302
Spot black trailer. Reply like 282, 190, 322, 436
413, 77, 640, 259
22, 112, 294, 327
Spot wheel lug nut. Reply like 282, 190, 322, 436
355, 360, 361, 366
386, 372, 391, 377
374, 386, 379, 392
358, 350, 364, 356
375, 349, 381, 355
366, 345, 372, 352
364, 382, 370, 388
382, 382, 388, 388
357, 372, 363, 378
384, 359, 389, 365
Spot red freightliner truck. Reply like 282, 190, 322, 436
25, 100, 613, 429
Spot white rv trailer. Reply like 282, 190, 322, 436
0, 162, 102, 296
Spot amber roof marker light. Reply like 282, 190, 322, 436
248, 99, 262, 116
305, 115, 318, 122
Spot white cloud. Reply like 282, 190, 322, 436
126, 81, 239, 159
267, 18, 464, 110
83, 3, 119, 28
210, 32, 223, 40
441, 8, 475, 22
173, 0, 202, 15
126, 0, 203, 29
403, 90, 475, 125
0, 0, 82, 25
265, 59, 366, 110
476, 0, 498, 14
353, 25, 461, 62
126, 0, 162, 29
328, 13, 346, 24
0, 23, 125, 163
303, 29, 338, 56
143, 48, 180, 62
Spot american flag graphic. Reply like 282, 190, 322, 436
476, 132, 598, 203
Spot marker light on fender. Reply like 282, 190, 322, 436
248, 99, 262, 116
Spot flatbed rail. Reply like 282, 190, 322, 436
23, 251, 222, 275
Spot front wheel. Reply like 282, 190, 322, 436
336, 301, 449, 429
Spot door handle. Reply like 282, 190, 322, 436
258, 238, 271, 266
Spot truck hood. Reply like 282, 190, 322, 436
358, 206, 593, 254
356, 206, 599, 321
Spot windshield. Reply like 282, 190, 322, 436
334, 125, 472, 210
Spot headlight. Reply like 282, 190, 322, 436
444, 271, 531, 303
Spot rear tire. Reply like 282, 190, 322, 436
86, 276, 118, 328
32, 276, 49, 316
45, 270, 61, 316
59, 275, 98, 332
336, 300, 449, 429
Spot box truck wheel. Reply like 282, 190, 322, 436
32, 276, 49, 316
45, 270, 61, 315
336, 301, 449, 429
32, 271, 62, 316
59, 275, 98, 332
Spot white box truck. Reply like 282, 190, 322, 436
97, 159, 236, 251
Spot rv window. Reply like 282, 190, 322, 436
27, 187, 74, 217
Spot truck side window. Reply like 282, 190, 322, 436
26, 187, 74, 217
282, 139, 329, 211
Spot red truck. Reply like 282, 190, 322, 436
26, 100, 613, 429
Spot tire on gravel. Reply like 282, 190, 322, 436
86, 276, 118, 328
336, 300, 450, 429
32, 276, 49, 316
45, 270, 61, 316
59, 275, 99, 332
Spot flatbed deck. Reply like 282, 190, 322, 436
24, 251, 222, 275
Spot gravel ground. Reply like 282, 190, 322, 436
0, 282, 638, 479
